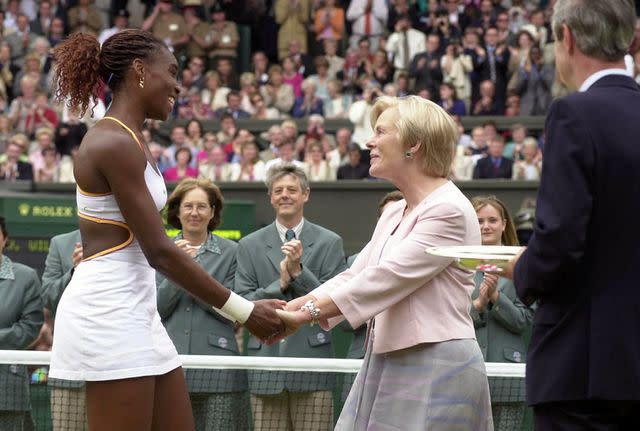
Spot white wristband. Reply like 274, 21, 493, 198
213, 291, 254, 324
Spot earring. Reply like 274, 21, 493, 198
138, 76, 144, 89
404, 151, 413, 159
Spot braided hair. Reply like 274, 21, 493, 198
53, 29, 166, 117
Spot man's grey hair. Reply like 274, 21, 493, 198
265, 164, 310, 194
552, 0, 635, 62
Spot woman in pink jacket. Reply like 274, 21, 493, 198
279, 96, 493, 430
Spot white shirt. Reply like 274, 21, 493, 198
386, 28, 426, 70
346, 0, 388, 36
275, 218, 304, 243
579, 68, 629, 92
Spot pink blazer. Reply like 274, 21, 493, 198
313, 181, 481, 354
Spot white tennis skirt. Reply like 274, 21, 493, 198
49, 246, 181, 381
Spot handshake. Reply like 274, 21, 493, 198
240, 294, 324, 345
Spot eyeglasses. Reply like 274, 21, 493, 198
180, 203, 212, 212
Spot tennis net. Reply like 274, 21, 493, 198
0, 350, 527, 430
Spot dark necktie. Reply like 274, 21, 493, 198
488, 46, 497, 83
402, 31, 410, 70
285, 229, 296, 241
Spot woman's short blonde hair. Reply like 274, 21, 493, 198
370, 96, 457, 178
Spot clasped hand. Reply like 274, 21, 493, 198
279, 239, 303, 291
262, 295, 329, 345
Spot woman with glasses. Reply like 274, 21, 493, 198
157, 178, 249, 430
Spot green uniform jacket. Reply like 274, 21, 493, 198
41, 230, 85, 389
157, 233, 247, 393
0, 256, 44, 411
470, 272, 533, 364
235, 221, 346, 395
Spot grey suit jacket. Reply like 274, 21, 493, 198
341, 253, 366, 359
157, 233, 247, 393
41, 230, 85, 389
235, 220, 346, 394
0, 256, 44, 411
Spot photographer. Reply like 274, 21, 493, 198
441, 36, 473, 110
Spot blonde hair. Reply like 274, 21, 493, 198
370, 96, 457, 178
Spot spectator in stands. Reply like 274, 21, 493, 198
235, 164, 345, 431
24, 90, 58, 137
346, 0, 388, 52
363, 48, 394, 88
261, 64, 295, 116
58, 143, 78, 183
473, 26, 510, 114
495, 11, 516, 47
471, 195, 533, 431
3, 0, 20, 33
291, 78, 324, 118
214, 90, 250, 120
67, 0, 103, 34
196, 132, 218, 166
287, 39, 315, 78
259, 125, 283, 162
323, 38, 344, 79
0, 115, 11, 153
251, 51, 270, 87
207, 2, 239, 71
201, 70, 230, 112
504, 92, 521, 117
8, 74, 38, 133
338, 47, 362, 94
149, 142, 170, 174
307, 56, 331, 106
215, 57, 239, 90
158, 179, 249, 431
230, 141, 266, 182
199, 144, 233, 182
473, 135, 513, 179
13, 52, 48, 98
511, 45, 554, 116
164, 147, 199, 182
472, 80, 499, 115
54, 111, 88, 157
438, 82, 466, 116
295, 114, 335, 159
142, 0, 188, 57
275, 0, 311, 61
185, 119, 204, 150
305, 140, 336, 181
265, 139, 306, 173
32, 37, 53, 75
441, 37, 473, 110
327, 127, 352, 169
0, 140, 33, 180
0, 43, 13, 101
282, 56, 304, 99
508, 28, 536, 80
349, 82, 380, 148
28, 126, 55, 171
48, 17, 66, 49
34, 146, 59, 182
186, 56, 207, 91
409, 33, 443, 97
41, 229, 88, 430
98, 8, 129, 45
386, 14, 426, 75
183, 6, 211, 64
337, 142, 370, 180
324, 79, 352, 119
251, 93, 279, 120
0, 216, 43, 430
216, 113, 236, 146
483, 120, 499, 144
281, 119, 299, 143
512, 137, 542, 181
238, 72, 258, 115
504, 123, 528, 160
30, 0, 53, 37
314, 0, 344, 44
6, 13, 38, 70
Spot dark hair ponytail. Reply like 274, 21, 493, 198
53, 29, 166, 117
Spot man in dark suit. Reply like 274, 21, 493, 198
472, 136, 513, 179
214, 90, 250, 120
235, 164, 346, 431
0, 142, 33, 181
503, 0, 640, 428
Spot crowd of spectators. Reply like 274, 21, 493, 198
0, 0, 639, 185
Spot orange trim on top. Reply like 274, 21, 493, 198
77, 212, 134, 261
102, 116, 145, 152
77, 185, 112, 197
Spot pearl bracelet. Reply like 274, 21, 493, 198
300, 299, 321, 326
